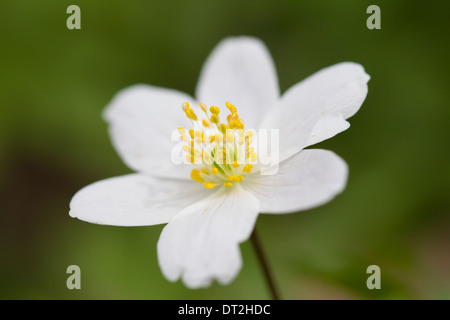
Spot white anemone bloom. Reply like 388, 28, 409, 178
69, 36, 369, 288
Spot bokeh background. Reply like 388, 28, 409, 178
1, 0, 448, 299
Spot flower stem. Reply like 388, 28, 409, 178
250, 228, 281, 300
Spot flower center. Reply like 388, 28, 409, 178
178, 102, 257, 189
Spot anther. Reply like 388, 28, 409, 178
203, 181, 217, 189
210, 106, 220, 115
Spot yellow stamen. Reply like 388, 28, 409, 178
185, 108, 198, 121
203, 181, 217, 189
219, 123, 228, 134
224, 182, 233, 187
190, 169, 204, 183
199, 103, 207, 113
210, 114, 219, 124
202, 119, 210, 127
228, 175, 241, 182
211, 168, 219, 174
225, 102, 237, 113
243, 164, 253, 173
232, 160, 239, 168
210, 106, 220, 115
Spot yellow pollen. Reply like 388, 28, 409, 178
210, 114, 219, 124
199, 103, 207, 113
224, 182, 233, 187
225, 102, 237, 113
185, 108, 198, 121
202, 119, 210, 127
232, 160, 239, 168
219, 123, 228, 134
243, 164, 253, 173
181, 102, 189, 111
228, 175, 241, 182
190, 169, 204, 183
210, 106, 220, 115
203, 181, 217, 189
211, 168, 219, 174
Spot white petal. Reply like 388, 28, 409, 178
196, 36, 279, 129
104, 84, 196, 179
157, 184, 259, 288
260, 62, 370, 161
69, 174, 209, 226
243, 149, 348, 214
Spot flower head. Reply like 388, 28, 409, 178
69, 36, 370, 288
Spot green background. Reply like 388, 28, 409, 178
1, 0, 449, 299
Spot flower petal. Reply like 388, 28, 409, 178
260, 62, 369, 161
104, 84, 196, 179
69, 174, 209, 226
196, 36, 279, 129
157, 184, 259, 288
243, 149, 348, 214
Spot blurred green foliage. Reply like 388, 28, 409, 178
0, 0, 449, 299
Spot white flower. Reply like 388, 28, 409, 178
69, 36, 370, 288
